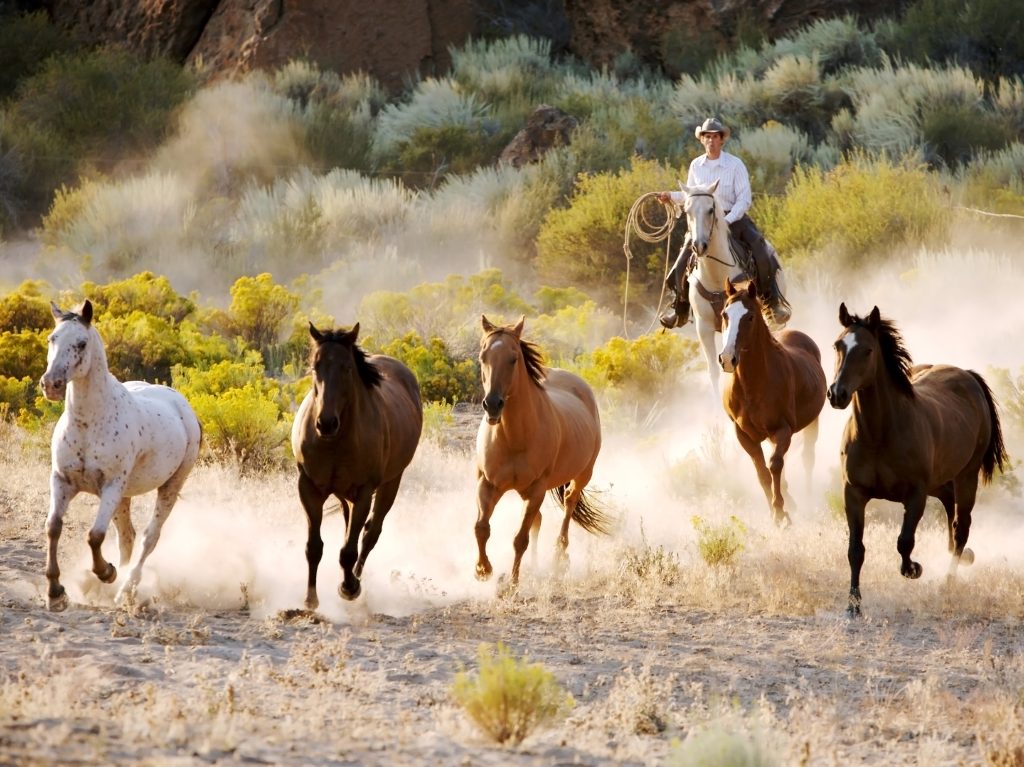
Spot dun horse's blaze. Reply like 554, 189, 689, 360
719, 280, 826, 526
475, 315, 611, 587
827, 304, 1007, 615
291, 322, 422, 607
40, 300, 201, 611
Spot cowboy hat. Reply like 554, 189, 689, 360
694, 117, 730, 140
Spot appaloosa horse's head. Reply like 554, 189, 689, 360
307, 322, 382, 439
41, 299, 97, 401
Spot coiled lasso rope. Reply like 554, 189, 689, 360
621, 192, 680, 338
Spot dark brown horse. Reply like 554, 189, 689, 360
475, 315, 611, 587
291, 322, 422, 607
719, 280, 826, 526
827, 303, 1006, 615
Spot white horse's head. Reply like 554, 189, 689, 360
41, 300, 98, 401
678, 179, 723, 256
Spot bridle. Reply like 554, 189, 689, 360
686, 192, 736, 268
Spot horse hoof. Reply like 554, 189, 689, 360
48, 589, 69, 613
338, 581, 361, 601
902, 561, 923, 579
846, 603, 861, 618
960, 548, 975, 566
304, 593, 319, 611
774, 512, 792, 529
98, 563, 117, 584
475, 564, 492, 582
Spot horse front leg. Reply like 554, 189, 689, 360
355, 475, 403, 579
297, 469, 327, 610
695, 315, 720, 401
339, 486, 374, 601
45, 473, 77, 612
510, 488, 545, 586
844, 483, 869, 616
767, 426, 794, 526
733, 425, 773, 516
475, 475, 501, 581
88, 479, 129, 586
897, 488, 927, 579
112, 497, 135, 569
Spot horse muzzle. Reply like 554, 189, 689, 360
826, 384, 850, 409
482, 394, 504, 425
40, 375, 66, 402
315, 414, 340, 438
718, 351, 737, 373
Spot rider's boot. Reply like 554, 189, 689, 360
751, 237, 790, 325
660, 291, 691, 329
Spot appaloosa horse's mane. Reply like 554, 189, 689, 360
847, 311, 915, 398
484, 328, 547, 387
308, 330, 383, 389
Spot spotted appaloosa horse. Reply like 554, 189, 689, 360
40, 300, 201, 611
827, 303, 1006, 615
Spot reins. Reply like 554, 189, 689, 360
622, 192, 680, 339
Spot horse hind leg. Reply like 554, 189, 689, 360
112, 497, 135, 568
948, 476, 980, 579
117, 474, 186, 603
767, 428, 794, 527
801, 418, 819, 498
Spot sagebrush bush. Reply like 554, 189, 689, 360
959, 142, 1024, 214
451, 642, 574, 746
0, 10, 76, 100
0, 280, 53, 331
228, 273, 301, 352
665, 713, 781, 767
734, 121, 815, 196
574, 331, 699, 402
378, 332, 479, 404
535, 157, 682, 300
755, 153, 948, 270
81, 272, 195, 323
98, 310, 189, 384
692, 515, 746, 567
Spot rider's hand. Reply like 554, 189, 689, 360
656, 192, 671, 204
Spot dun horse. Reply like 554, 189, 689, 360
475, 316, 611, 586
827, 304, 1006, 615
676, 180, 788, 398
292, 322, 422, 607
40, 300, 201, 611
719, 280, 825, 526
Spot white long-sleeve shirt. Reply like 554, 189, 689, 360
669, 151, 752, 225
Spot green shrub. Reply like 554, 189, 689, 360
82, 272, 195, 323
959, 142, 1024, 214
575, 331, 699, 400
756, 153, 948, 270
535, 157, 682, 300
692, 515, 746, 567
451, 642, 574, 746
421, 399, 455, 445
0, 329, 47, 381
228, 273, 301, 352
0, 375, 38, 414
0, 10, 76, 101
98, 310, 188, 383
378, 332, 479, 404
188, 385, 291, 473
0, 280, 53, 331
665, 714, 780, 766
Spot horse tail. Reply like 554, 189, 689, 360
968, 370, 1007, 483
549, 485, 614, 535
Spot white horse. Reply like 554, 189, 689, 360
39, 300, 202, 611
678, 180, 787, 399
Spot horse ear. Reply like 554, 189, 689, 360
80, 300, 93, 326
309, 321, 324, 342
708, 179, 720, 195
838, 302, 851, 327
868, 306, 881, 330
513, 315, 525, 338
50, 301, 63, 323
747, 280, 758, 300
341, 322, 360, 345
725, 279, 736, 296
481, 315, 495, 334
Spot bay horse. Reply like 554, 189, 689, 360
40, 300, 201, 611
291, 321, 422, 607
719, 280, 825, 526
677, 180, 788, 399
475, 315, 611, 586
827, 303, 1006, 615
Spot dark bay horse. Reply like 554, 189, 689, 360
827, 303, 1006, 615
291, 322, 422, 607
719, 280, 826, 526
475, 315, 611, 586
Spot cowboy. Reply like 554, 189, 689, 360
656, 117, 788, 328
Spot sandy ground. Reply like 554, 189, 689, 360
2, 247, 1024, 766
